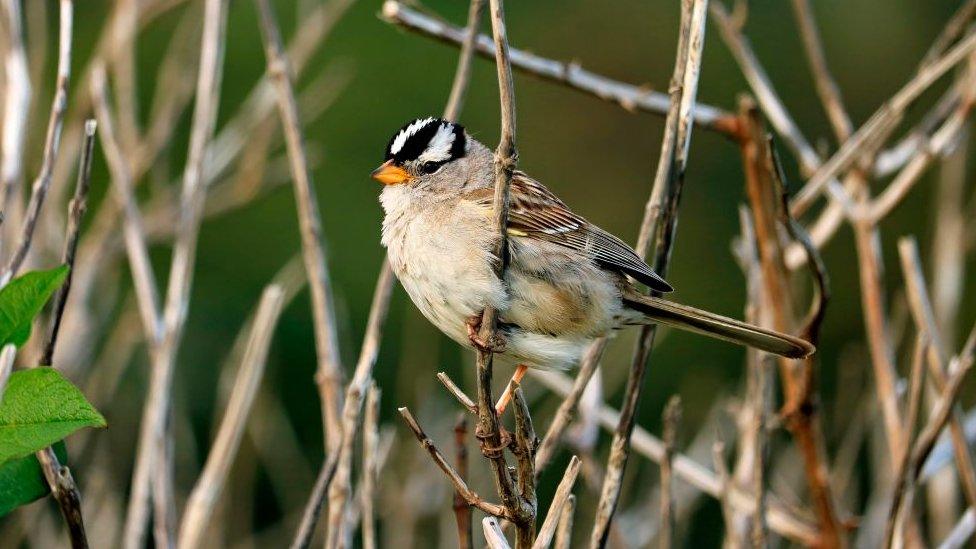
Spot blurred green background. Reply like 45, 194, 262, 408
53, 0, 976, 545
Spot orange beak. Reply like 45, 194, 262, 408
370, 160, 413, 185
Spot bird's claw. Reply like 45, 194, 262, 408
466, 314, 507, 354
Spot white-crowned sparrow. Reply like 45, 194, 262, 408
372, 117, 814, 373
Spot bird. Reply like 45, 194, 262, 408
371, 117, 814, 410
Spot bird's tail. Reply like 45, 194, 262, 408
623, 292, 815, 359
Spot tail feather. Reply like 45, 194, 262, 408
624, 293, 815, 359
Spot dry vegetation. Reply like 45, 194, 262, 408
0, 0, 975, 547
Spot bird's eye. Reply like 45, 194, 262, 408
418, 161, 442, 175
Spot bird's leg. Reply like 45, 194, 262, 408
494, 364, 529, 415
465, 313, 507, 353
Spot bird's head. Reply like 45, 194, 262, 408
371, 117, 473, 187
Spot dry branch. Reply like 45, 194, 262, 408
883, 335, 976, 546
0, 0, 31, 249
178, 285, 285, 549
532, 455, 580, 549
736, 99, 844, 545
1, 0, 72, 284
553, 495, 576, 549
326, 261, 395, 546
469, 0, 537, 544
590, 0, 708, 543
453, 414, 473, 549
659, 397, 682, 549
42, 119, 96, 367
790, 30, 976, 216
253, 0, 345, 460
898, 237, 976, 510
790, 0, 852, 142
379, 1, 738, 136
361, 383, 381, 549
398, 407, 511, 519
33, 117, 96, 549
533, 370, 820, 545
122, 0, 228, 544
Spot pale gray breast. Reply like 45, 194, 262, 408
382, 194, 508, 344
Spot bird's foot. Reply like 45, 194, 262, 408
466, 314, 507, 354
475, 424, 513, 458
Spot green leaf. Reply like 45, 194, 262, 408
0, 368, 105, 466
0, 265, 69, 348
0, 442, 66, 517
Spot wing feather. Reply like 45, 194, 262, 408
466, 173, 673, 292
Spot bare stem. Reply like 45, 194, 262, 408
590, 1, 708, 544
178, 285, 285, 549
379, 1, 738, 136
253, 0, 345, 460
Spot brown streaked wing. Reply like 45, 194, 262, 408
465, 172, 673, 292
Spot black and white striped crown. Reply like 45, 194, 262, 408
384, 117, 467, 166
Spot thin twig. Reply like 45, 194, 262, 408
471, 0, 534, 543
709, 1, 856, 221
750, 357, 770, 549
438, 372, 478, 414
883, 343, 976, 547
453, 414, 473, 549
178, 285, 284, 549
659, 397, 682, 549
511, 386, 538, 547
123, 1, 228, 545
921, 0, 976, 68
361, 382, 380, 549
897, 237, 976, 510
0, 0, 31, 250
590, 1, 708, 544
789, 0, 852, 142
534, 339, 606, 473
1, 0, 73, 284
379, 1, 738, 136
326, 261, 395, 547
253, 0, 345, 461
42, 119, 96, 367
552, 495, 576, 549
710, 1, 820, 177
711, 441, 737, 543
0, 344, 16, 401
736, 99, 844, 545
937, 506, 976, 549
891, 335, 929, 546
443, 0, 484, 120
868, 100, 974, 223
398, 407, 511, 519
89, 63, 163, 358
33, 114, 95, 549
290, 447, 342, 549
790, 30, 976, 216
532, 455, 580, 549
532, 370, 820, 545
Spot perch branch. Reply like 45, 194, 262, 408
398, 407, 511, 519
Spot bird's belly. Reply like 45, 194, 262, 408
384, 208, 625, 370
389, 219, 508, 346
